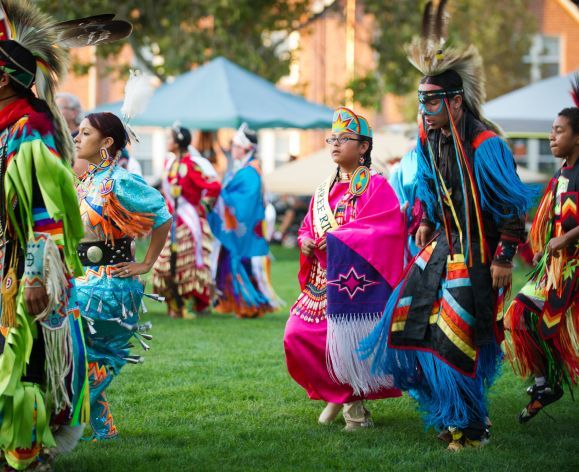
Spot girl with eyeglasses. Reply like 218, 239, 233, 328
283, 107, 405, 430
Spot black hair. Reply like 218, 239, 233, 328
85, 112, 130, 156
9, 78, 55, 119
359, 136, 372, 167
558, 107, 579, 135
171, 126, 192, 152
420, 69, 463, 90
0, 40, 37, 87
420, 69, 465, 111
0, 40, 49, 116
244, 128, 258, 145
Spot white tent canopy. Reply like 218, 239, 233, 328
483, 72, 577, 135
265, 130, 414, 195
265, 128, 549, 195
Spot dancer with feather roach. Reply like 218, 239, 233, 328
355, 0, 533, 450
208, 124, 282, 318
0, 0, 132, 468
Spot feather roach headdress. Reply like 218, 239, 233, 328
406, 0, 500, 133
0, 0, 132, 163
571, 72, 579, 108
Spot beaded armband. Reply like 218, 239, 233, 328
23, 233, 49, 288
493, 236, 518, 266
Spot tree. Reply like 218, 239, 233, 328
36, 0, 309, 82
354, 0, 536, 109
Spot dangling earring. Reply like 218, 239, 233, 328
359, 155, 364, 164
100, 147, 110, 162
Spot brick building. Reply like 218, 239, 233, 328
528, 0, 579, 79
56, 0, 579, 180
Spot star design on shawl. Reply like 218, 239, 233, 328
327, 267, 379, 300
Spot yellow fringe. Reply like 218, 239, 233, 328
81, 379, 90, 424
529, 181, 555, 254
1, 266, 19, 328
565, 305, 579, 358
545, 253, 565, 293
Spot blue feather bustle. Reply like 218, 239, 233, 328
474, 137, 536, 223
414, 138, 438, 224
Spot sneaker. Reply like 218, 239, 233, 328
479, 428, 491, 446
519, 383, 564, 423
526, 383, 543, 396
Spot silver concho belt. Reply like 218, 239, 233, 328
77, 238, 135, 266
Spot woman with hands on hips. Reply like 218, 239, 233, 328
73, 112, 171, 440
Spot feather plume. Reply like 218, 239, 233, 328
2, 0, 72, 162
571, 72, 579, 108
121, 70, 155, 122
405, 0, 503, 135
53, 16, 132, 48
433, 0, 448, 42
1, 1, 133, 163
421, 1, 434, 39
0, 2, 14, 39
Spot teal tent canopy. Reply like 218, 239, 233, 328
92, 56, 333, 130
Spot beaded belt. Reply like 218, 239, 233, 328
77, 237, 135, 266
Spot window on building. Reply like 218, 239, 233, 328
524, 35, 561, 82
258, 129, 301, 175
510, 138, 558, 176
538, 138, 558, 174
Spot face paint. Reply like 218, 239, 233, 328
419, 100, 445, 116
418, 88, 463, 116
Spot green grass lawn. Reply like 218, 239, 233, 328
56, 246, 578, 471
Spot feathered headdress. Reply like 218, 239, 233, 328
406, 0, 500, 133
233, 122, 258, 149
571, 72, 579, 108
0, 0, 132, 163
120, 69, 155, 143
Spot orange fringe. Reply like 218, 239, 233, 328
101, 193, 155, 241
214, 275, 274, 319
529, 179, 556, 254
553, 303, 579, 385
504, 301, 545, 378
505, 299, 579, 385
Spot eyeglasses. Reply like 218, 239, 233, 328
325, 136, 363, 145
